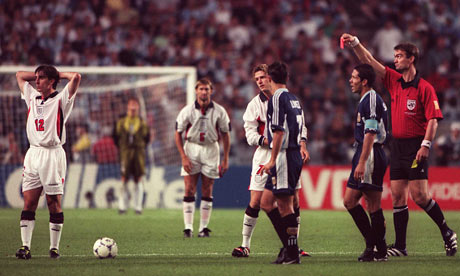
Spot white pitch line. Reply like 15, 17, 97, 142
2, 251, 447, 258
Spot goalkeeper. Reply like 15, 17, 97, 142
115, 98, 149, 214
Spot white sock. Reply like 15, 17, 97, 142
119, 183, 128, 211
20, 220, 35, 248
49, 223, 63, 250
242, 214, 258, 248
134, 181, 144, 212
199, 199, 213, 232
183, 201, 195, 231
297, 214, 301, 238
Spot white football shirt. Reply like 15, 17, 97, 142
176, 101, 230, 144
22, 81, 76, 147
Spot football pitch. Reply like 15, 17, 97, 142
0, 208, 459, 276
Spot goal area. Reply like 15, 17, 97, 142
0, 66, 196, 209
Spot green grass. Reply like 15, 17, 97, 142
0, 209, 459, 276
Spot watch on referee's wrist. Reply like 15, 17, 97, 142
421, 139, 432, 149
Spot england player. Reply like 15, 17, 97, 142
115, 98, 149, 215
262, 61, 306, 264
342, 33, 457, 257
344, 64, 388, 262
175, 78, 231, 238
232, 64, 310, 258
15, 65, 81, 259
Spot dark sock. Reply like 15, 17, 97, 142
422, 199, 450, 236
267, 208, 287, 247
294, 207, 300, 226
281, 213, 298, 257
370, 208, 386, 250
393, 205, 409, 249
348, 204, 374, 248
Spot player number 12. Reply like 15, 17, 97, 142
35, 119, 44, 131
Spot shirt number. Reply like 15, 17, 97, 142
200, 132, 205, 142
35, 119, 44, 131
296, 115, 303, 144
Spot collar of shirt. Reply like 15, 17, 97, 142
258, 91, 269, 102
274, 88, 288, 95
36, 91, 59, 104
194, 100, 214, 114
397, 71, 421, 89
359, 89, 375, 103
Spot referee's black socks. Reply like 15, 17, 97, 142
393, 205, 409, 249
421, 199, 450, 236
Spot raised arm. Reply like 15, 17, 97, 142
16, 71, 36, 95
59, 72, 81, 99
341, 33, 386, 78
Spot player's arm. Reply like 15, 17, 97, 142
416, 118, 438, 162
243, 101, 266, 147
16, 71, 35, 95
59, 72, 81, 99
354, 132, 376, 181
341, 33, 386, 78
220, 131, 231, 175
300, 139, 310, 163
174, 131, 192, 173
263, 130, 284, 175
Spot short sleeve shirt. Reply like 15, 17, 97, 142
355, 89, 389, 145
22, 81, 76, 147
176, 101, 231, 144
384, 67, 443, 138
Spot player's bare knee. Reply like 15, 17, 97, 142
343, 199, 357, 210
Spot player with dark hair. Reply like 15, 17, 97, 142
175, 78, 231, 238
232, 64, 310, 258
115, 97, 149, 214
341, 33, 457, 257
15, 65, 81, 259
262, 61, 306, 264
344, 64, 389, 262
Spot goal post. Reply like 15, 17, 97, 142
0, 66, 196, 209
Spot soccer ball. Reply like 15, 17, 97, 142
93, 237, 118, 259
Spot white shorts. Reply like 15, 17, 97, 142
180, 141, 220, 179
22, 146, 67, 195
249, 147, 301, 191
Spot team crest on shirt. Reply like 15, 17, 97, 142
36, 106, 44, 116
407, 99, 416, 110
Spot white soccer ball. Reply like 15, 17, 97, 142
93, 237, 118, 259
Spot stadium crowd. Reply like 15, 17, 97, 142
0, 0, 460, 166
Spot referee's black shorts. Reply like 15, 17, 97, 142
390, 136, 428, 180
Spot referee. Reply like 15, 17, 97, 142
341, 33, 457, 257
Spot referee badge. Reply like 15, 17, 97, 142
407, 99, 416, 111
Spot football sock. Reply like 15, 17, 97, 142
183, 196, 195, 231
422, 199, 450, 235
118, 183, 128, 211
294, 207, 301, 238
199, 197, 213, 232
370, 208, 386, 249
241, 205, 260, 248
348, 204, 374, 248
20, 211, 36, 248
49, 212, 64, 250
281, 213, 299, 257
393, 205, 409, 249
134, 181, 144, 212
267, 208, 287, 247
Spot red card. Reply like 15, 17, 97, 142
340, 37, 344, 49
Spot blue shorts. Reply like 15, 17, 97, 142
265, 148, 302, 196
347, 144, 388, 192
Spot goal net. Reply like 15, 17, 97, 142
0, 66, 196, 209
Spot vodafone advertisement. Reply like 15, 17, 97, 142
298, 166, 460, 210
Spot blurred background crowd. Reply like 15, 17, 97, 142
0, 0, 459, 166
